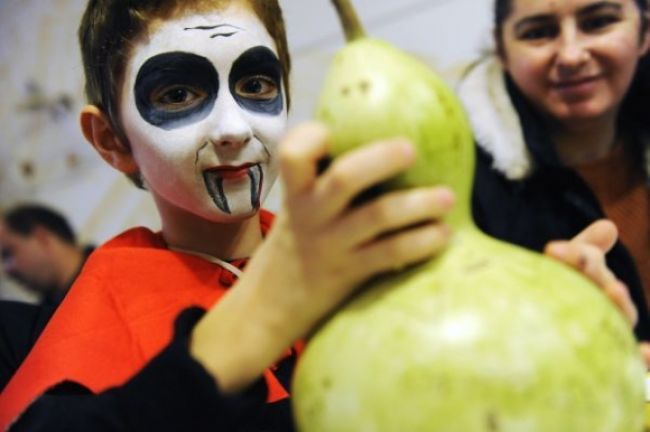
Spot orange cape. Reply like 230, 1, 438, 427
0, 210, 297, 428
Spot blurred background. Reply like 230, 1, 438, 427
0, 0, 492, 299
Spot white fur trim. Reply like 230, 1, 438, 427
456, 57, 533, 180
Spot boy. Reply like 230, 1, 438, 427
0, 0, 638, 430
0, 1, 453, 429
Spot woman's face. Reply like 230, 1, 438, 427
500, 0, 649, 126
119, 3, 287, 222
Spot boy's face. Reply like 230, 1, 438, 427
120, 4, 287, 222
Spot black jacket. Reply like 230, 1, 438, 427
459, 56, 650, 341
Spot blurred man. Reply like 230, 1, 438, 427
0, 204, 93, 390
0, 204, 92, 307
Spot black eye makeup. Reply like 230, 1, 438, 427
229, 46, 283, 115
134, 52, 219, 130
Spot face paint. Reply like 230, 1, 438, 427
134, 52, 219, 130
229, 46, 284, 115
202, 163, 263, 213
119, 4, 287, 222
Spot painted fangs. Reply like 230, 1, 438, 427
202, 164, 263, 214
203, 169, 230, 213
247, 164, 263, 209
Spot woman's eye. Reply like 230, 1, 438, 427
519, 25, 557, 40
152, 86, 205, 111
236, 76, 279, 100
581, 15, 619, 32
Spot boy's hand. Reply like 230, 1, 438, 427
192, 122, 454, 392
259, 122, 454, 343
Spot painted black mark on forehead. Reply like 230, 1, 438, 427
184, 24, 244, 38
134, 52, 219, 130
229, 46, 284, 115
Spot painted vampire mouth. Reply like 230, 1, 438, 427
207, 163, 257, 180
202, 164, 263, 213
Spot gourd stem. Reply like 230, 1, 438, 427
331, 0, 366, 41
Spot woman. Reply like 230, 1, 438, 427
458, 0, 650, 340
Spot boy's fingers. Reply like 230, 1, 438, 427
335, 187, 455, 247
279, 122, 330, 197
313, 138, 415, 220
570, 219, 618, 253
353, 222, 451, 281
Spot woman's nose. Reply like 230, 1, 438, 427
555, 27, 590, 73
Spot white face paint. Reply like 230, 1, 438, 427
120, 4, 287, 221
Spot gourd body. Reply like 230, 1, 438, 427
292, 39, 645, 432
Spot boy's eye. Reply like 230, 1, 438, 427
152, 86, 206, 111
580, 14, 619, 32
235, 76, 278, 100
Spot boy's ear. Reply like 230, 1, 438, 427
80, 105, 138, 174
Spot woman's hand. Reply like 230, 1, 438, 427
544, 219, 637, 325
544, 220, 649, 368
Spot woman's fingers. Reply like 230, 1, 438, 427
545, 241, 616, 288
570, 219, 618, 253
639, 342, 650, 369
544, 240, 637, 326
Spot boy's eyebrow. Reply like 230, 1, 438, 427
184, 24, 244, 31
184, 23, 244, 38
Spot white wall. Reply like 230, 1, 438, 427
0, 0, 494, 298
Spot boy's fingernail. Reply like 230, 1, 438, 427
435, 188, 456, 207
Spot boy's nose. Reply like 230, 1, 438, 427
207, 99, 253, 150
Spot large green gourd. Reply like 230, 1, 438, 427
291, 1, 646, 431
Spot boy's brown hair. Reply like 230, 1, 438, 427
78, 0, 291, 143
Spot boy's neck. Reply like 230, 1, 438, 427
157, 202, 264, 261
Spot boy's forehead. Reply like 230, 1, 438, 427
129, 6, 276, 69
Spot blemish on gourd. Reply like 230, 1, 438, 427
486, 411, 500, 431
359, 80, 370, 94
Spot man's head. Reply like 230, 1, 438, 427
0, 204, 77, 294
78, 0, 291, 223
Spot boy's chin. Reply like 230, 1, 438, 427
201, 205, 262, 223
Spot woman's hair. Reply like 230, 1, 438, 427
78, 0, 291, 141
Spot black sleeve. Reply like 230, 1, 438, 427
0, 301, 55, 392
10, 308, 274, 432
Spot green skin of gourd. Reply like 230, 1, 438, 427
291, 38, 646, 432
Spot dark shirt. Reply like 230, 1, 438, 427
0, 245, 95, 391
471, 78, 650, 340
0, 301, 56, 392
9, 308, 296, 432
